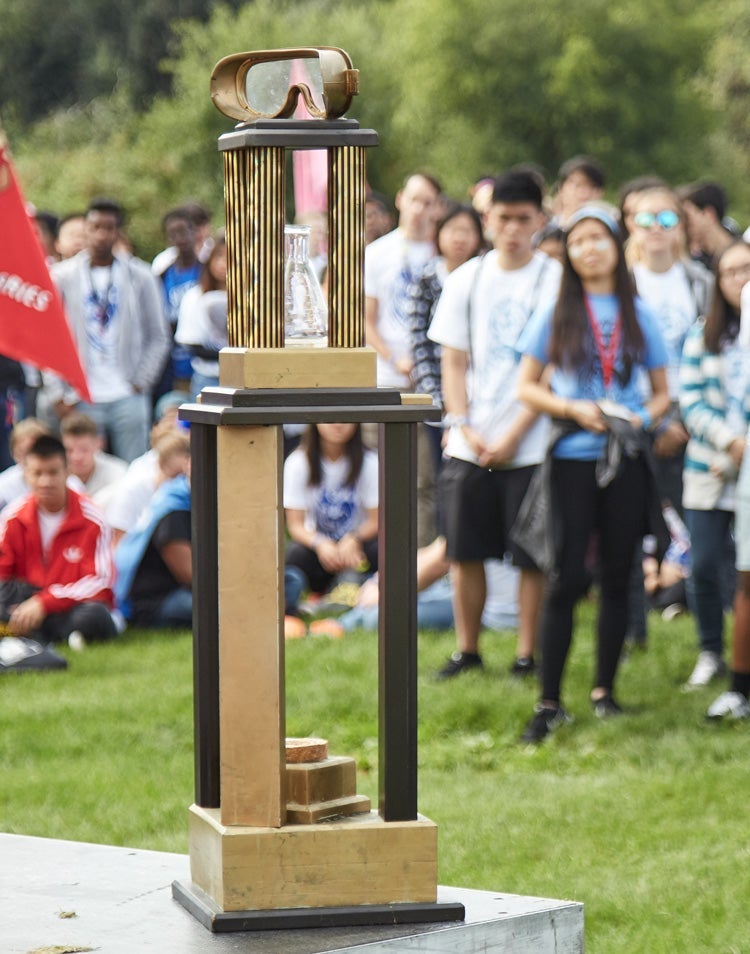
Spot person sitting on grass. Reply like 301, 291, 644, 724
283, 422, 378, 638
60, 411, 127, 507
0, 435, 118, 648
113, 467, 192, 629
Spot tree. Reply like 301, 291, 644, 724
9, 0, 749, 255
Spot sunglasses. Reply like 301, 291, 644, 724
211, 47, 359, 123
633, 209, 680, 231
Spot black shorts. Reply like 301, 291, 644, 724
440, 457, 539, 569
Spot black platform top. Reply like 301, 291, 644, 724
199, 387, 403, 408
219, 118, 378, 150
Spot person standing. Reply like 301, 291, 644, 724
679, 240, 750, 688
153, 206, 202, 399
43, 197, 170, 462
428, 171, 562, 679
623, 187, 714, 647
516, 204, 669, 742
365, 173, 442, 391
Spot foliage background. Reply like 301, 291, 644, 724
1, 0, 749, 256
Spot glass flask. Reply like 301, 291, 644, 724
284, 225, 328, 346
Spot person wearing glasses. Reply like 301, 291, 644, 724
679, 241, 750, 688
629, 188, 714, 514
621, 189, 715, 648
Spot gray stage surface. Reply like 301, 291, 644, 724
1, 833, 583, 953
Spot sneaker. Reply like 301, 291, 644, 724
591, 692, 624, 718
308, 618, 346, 639
706, 690, 750, 721
509, 656, 536, 678
520, 703, 572, 743
436, 651, 483, 680
686, 651, 727, 689
0, 636, 67, 673
661, 603, 686, 622
284, 616, 307, 640
67, 630, 87, 652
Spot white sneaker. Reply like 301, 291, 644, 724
686, 651, 726, 689
661, 603, 686, 622
707, 691, 750, 721
67, 630, 87, 652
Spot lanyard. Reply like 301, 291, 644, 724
584, 296, 620, 391
88, 266, 115, 328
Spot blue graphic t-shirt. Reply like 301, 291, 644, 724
518, 293, 668, 460
283, 448, 379, 540
161, 262, 201, 327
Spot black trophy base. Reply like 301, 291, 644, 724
172, 880, 466, 934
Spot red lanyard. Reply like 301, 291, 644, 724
584, 297, 621, 391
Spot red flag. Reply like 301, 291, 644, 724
0, 140, 91, 401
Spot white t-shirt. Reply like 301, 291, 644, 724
633, 262, 699, 399
284, 448, 378, 540
740, 282, 750, 351
365, 229, 435, 388
85, 452, 128, 498
84, 263, 133, 402
175, 286, 228, 376
428, 251, 561, 466
105, 450, 158, 534
38, 507, 66, 558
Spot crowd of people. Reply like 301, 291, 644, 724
0, 198, 215, 672
354, 158, 750, 743
2, 160, 749, 745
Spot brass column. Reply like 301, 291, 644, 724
327, 145, 366, 348
224, 146, 285, 348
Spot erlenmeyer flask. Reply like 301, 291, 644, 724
284, 225, 328, 346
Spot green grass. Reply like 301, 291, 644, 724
2, 607, 750, 952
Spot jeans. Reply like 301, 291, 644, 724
284, 565, 308, 614
78, 393, 151, 463
189, 370, 219, 402
152, 588, 193, 628
339, 578, 456, 633
684, 508, 735, 655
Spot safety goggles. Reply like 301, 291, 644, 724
633, 209, 680, 231
210, 47, 359, 123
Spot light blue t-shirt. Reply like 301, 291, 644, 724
517, 293, 668, 460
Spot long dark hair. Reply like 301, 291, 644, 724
436, 202, 486, 258
200, 229, 226, 293
304, 423, 364, 489
704, 240, 748, 354
548, 219, 644, 385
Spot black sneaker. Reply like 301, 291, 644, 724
436, 651, 483, 680
520, 703, 572, 743
591, 693, 623, 718
509, 656, 536, 678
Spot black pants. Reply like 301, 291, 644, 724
285, 537, 379, 596
0, 579, 117, 643
539, 456, 649, 704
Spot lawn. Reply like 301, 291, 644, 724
2, 606, 749, 953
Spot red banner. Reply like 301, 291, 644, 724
0, 142, 91, 401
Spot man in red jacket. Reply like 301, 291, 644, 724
0, 435, 118, 645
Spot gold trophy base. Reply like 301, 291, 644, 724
219, 346, 377, 390
188, 804, 438, 911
